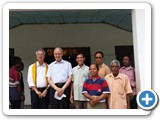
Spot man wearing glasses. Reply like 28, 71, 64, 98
27, 49, 49, 109
94, 51, 110, 78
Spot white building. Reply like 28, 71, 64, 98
9, 9, 148, 106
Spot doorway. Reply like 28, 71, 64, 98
115, 45, 135, 67
43, 47, 91, 68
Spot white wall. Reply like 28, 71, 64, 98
132, 9, 150, 93
9, 23, 133, 105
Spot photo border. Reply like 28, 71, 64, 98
3, 2, 151, 115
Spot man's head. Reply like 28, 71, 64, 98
17, 62, 24, 72
36, 49, 45, 62
122, 55, 131, 67
76, 53, 85, 66
10, 56, 21, 69
110, 60, 120, 77
94, 51, 104, 65
54, 47, 63, 62
89, 63, 99, 77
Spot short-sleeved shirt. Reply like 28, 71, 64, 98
119, 66, 137, 95
82, 76, 110, 102
9, 67, 20, 87
98, 63, 110, 78
72, 64, 89, 101
27, 62, 48, 88
9, 67, 21, 100
46, 59, 72, 84
105, 73, 132, 109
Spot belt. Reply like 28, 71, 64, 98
37, 87, 46, 90
55, 83, 65, 87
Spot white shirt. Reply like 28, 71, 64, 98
46, 59, 72, 84
27, 62, 47, 88
72, 64, 89, 101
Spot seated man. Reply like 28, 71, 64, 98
82, 63, 110, 109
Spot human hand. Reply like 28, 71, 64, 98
91, 97, 99, 104
57, 88, 64, 97
89, 100, 95, 106
36, 90, 42, 98
41, 89, 47, 97
70, 95, 74, 104
21, 93, 25, 101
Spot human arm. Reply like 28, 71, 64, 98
126, 94, 131, 109
125, 75, 133, 109
27, 65, 42, 98
130, 69, 136, 88
70, 82, 74, 103
47, 77, 62, 93
60, 62, 73, 96
41, 85, 50, 97
30, 86, 42, 98
91, 79, 110, 106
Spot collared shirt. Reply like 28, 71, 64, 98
46, 59, 72, 84
27, 62, 47, 88
82, 76, 110, 102
98, 63, 110, 78
119, 66, 137, 95
105, 73, 132, 109
72, 64, 89, 101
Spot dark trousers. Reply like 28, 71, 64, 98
49, 83, 71, 109
130, 95, 137, 109
10, 100, 21, 109
30, 87, 49, 109
9, 87, 21, 109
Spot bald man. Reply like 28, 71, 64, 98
47, 47, 73, 109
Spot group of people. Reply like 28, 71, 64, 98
9, 47, 137, 109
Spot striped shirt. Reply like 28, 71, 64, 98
82, 76, 110, 102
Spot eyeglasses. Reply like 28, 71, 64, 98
89, 68, 97, 71
37, 54, 44, 56
95, 57, 102, 59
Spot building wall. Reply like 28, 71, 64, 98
9, 23, 133, 105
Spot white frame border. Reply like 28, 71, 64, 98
3, 2, 151, 115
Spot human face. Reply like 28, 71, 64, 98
36, 50, 45, 62
76, 54, 85, 66
15, 64, 21, 71
111, 62, 120, 76
89, 64, 98, 77
54, 48, 63, 62
95, 53, 103, 65
123, 56, 130, 67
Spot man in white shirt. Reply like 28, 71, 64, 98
70, 53, 89, 109
27, 49, 49, 109
47, 47, 72, 109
